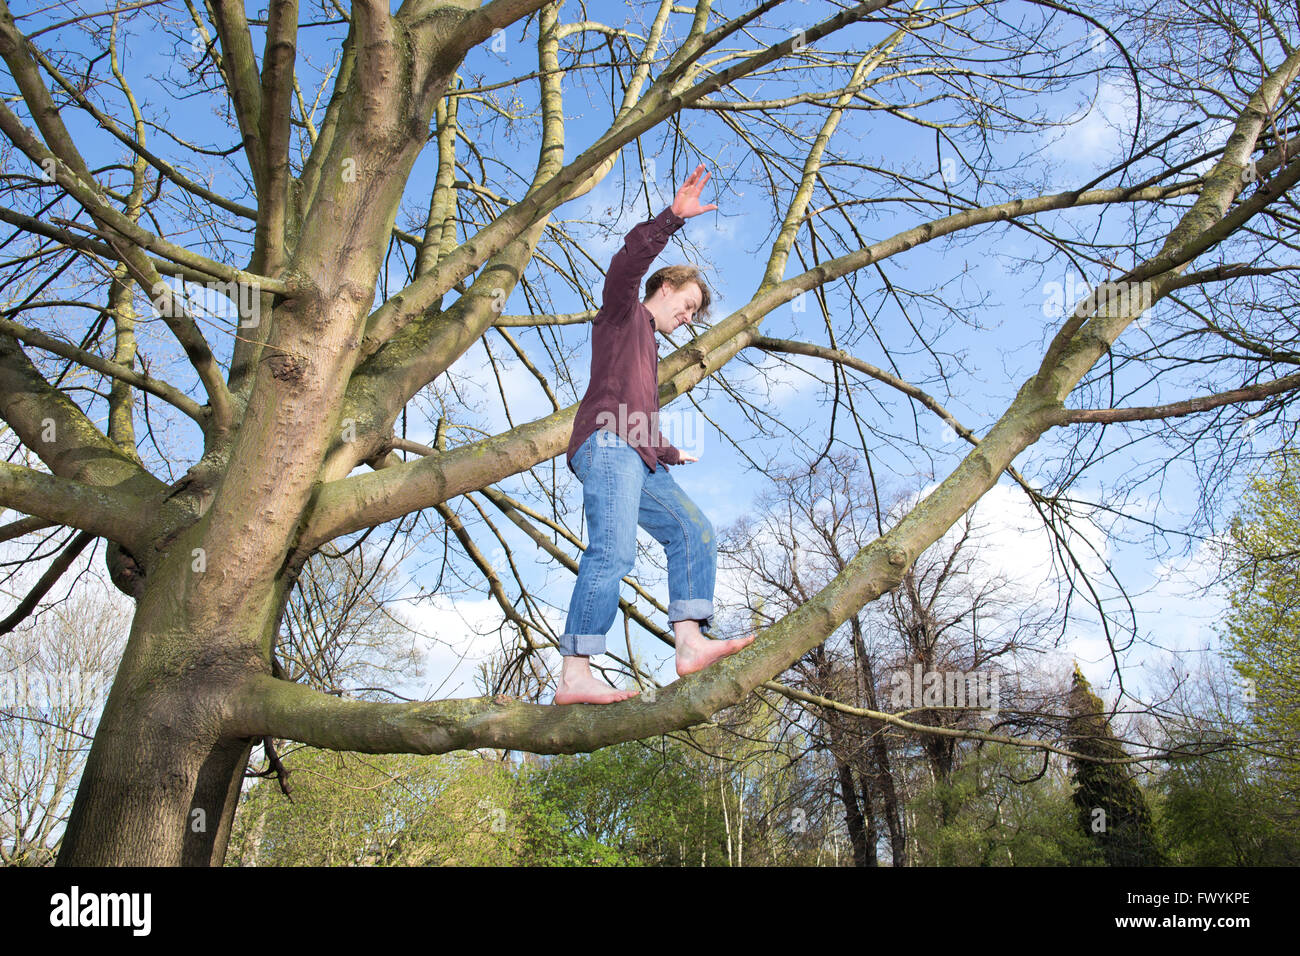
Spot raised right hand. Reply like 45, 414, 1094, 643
671, 164, 719, 219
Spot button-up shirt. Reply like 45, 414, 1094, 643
566, 207, 685, 474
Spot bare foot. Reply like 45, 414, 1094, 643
554, 657, 640, 705
676, 630, 755, 677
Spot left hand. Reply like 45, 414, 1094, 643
671, 165, 718, 219
677, 453, 700, 463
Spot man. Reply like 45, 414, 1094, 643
554, 164, 754, 706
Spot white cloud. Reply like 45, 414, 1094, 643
889, 481, 1110, 605
1128, 536, 1224, 654
393, 595, 511, 700
732, 347, 820, 408
1044, 79, 1138, 170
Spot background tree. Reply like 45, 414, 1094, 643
520, 739, 729, 865
721, 453, 1072, 864
908, 743, 1093, 866
1132, 454, 1300, 865
278, 543, 425, 698
0, 589, 128, 865
1155, 724, 1300, 865
227, 747, 521, 866
2, 0, 1300, 866
1066, 664, 1165, 865
1218, 447, 1300, 802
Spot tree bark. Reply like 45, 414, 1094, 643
836, 761, 872, 867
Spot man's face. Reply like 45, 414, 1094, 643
650, 281, 703, 334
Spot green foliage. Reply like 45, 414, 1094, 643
230, 696, 1232, 867
226, 747, 523, 866
519, 740, 732, 866
1221, 448, 1300, 797
512, 794, 640, 867
227, 738, 741, 866
1153, 734, 1300, 866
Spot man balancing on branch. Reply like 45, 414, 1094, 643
554, 164, 755, 706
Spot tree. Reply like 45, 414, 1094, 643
719, 456, 913, 865
278, 543, 425, 698
0, 588, 129, 865
721, 453, 1071, 864
1137, 446, 1300, 865
227, 746, 521, 866
521, 739, 728, 865
2, 0, 1300, 865
908, 744, 1093, 866
1155, 729, 1300, 865
1066, 664, 1165, 865
1219, 448, 1300, 798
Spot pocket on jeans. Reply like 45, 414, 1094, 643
575, 434, 595, 481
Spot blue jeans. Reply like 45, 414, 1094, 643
559, 429, 716, 656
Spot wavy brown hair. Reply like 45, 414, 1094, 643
644, 265, 712, 321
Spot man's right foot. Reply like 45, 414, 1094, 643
553, 672, 641, 705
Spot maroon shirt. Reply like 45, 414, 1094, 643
566, 207, 686, 474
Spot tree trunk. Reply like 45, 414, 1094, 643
737, 782, 745, 868
720, 772, 732, 867
57, 563, 286, 865
849, 616, 907, 865
859, 768, 880, 866
836, 760, 872, 867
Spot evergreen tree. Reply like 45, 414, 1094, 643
1067, 665, 1165, 865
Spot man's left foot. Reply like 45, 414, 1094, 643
676, 631, 755, 677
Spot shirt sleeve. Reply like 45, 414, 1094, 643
599, 207, 685, 323
656, 434, 683, 465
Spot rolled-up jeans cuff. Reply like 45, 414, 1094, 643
558, 632, 607, 657
668, 599, 713, 631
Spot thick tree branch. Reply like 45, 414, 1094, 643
492, 309, 597, 327
0, 515, 55, 544
207, 0, 267, 193
0, 333, 166, 494
0, 462, 154, 549
424, 0, 554, 70
253, 0, 299, 275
